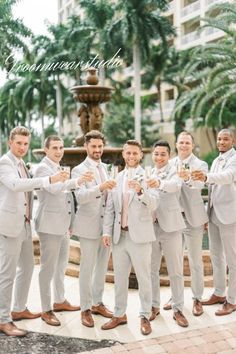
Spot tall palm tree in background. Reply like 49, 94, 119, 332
173, 1, 236, 136
79, 0, 115, 85
109, 0, 175, 142
0, 0, 32, 72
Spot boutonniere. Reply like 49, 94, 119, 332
157, 171, 168, 179
218, 159, 226, 169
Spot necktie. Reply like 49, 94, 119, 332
121, 179, 129, 228
19, 161, 30, 220
97, 164, 108, 202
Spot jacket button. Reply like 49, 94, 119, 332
103, 205, 105, 207
118, 221, 121, 224
24, 203, 27, 206
68, 200, 71, 203
68, 212, 71, 215
101, 215, 103, 218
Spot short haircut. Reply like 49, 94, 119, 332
153, 140, 171, 154
177, 131, 195, 144
123, 139, 142, 151
9, 126, 31, 140
84, 130, 105, 144
218, 128, 235, 139
44, 135, 63, 149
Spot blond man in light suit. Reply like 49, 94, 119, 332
72, 130, 116, 328
168, 131, 208, 317
102, 140, 157, 336
0, 127, 67, 337
192, 129, 236, 315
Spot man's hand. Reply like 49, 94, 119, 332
128, 180, 142, 193
191, 170, 207, 182
77, 171, 94, 185
99, 180, 116, 192
146, 178, 160, 189
177, 169, 190, 182
103, 236, 111, 248
50, 171, 69, 184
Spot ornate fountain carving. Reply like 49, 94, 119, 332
70, 67, 114, 146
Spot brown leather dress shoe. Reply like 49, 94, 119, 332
192, 299, 203, 316
41, 311, 61, 326
173, 310, 189, 327
0, 322, 27, 337
81, 310, 94, 327
91, 303, 113, 318
140, 317, 152, 335
149, 306, 160, 321
163, 298, 172, 310
201, 294, 226, 305
101, 314, 127, 330
11, 308, 41, 321
215, 301, 236, 316
53, 300, 81, 312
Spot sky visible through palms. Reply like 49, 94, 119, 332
0, 0, 57, 85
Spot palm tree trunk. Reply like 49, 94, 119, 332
0, 127, 2, 156
133, 42, 141, 142
156, 78, 164, 123
56, 75, 63, 137
41, 112, 45, 147
26, 110, 32, 162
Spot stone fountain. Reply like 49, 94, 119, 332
33, 67, 127, 168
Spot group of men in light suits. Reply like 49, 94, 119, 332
0, 126, 235, 338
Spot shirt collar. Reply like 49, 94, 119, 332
219, 148, 235, 160
87, 157, 101, 168
45, 156, 60, 170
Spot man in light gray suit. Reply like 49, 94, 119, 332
192, 129, 236, 315
34, 136, 93, 326
147, 140, 188, 327
102, 140, 157, 335
0, 127, 67, 337
71, 130, 116, 328
166, 131, 208, 317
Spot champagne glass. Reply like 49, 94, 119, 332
109, 165, 118, 180
145, 165, 152, 179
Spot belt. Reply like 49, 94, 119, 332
24, 216, 30, 223
121, 226, 129, 231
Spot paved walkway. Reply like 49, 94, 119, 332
16, 266, 236, 354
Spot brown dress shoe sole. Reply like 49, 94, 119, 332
41, 317, 61, 326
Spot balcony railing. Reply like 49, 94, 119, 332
181, 30, 200, 45
181, 0, 200, 18
205, 26, 223, 36
205, 0, 223, 7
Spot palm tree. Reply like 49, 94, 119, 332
0, 0, 32, 72
172, 2, 236, 133
109, 0, 175, 142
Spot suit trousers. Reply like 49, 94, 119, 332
183, 217, 204, 300
79, 236, 110, 311
0, 222, 33, 323
151, 223, 184, 312
112, 230, 152, 318
209, 208, 236, 304
38, 232, 70, 312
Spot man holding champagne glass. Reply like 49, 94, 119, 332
167, 131, 208, 316
34, 135, 93, 326
71, 130, 116, 328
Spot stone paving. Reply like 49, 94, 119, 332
80, 321, 236, 354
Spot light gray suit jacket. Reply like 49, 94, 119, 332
0, 151, 50, 238
151, 163, 185, 233
71, 157, 108, 239
103, 166, 157, 244
34, 157, 78, 235
207, 148, 236, 225
171, 155, 208, 228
